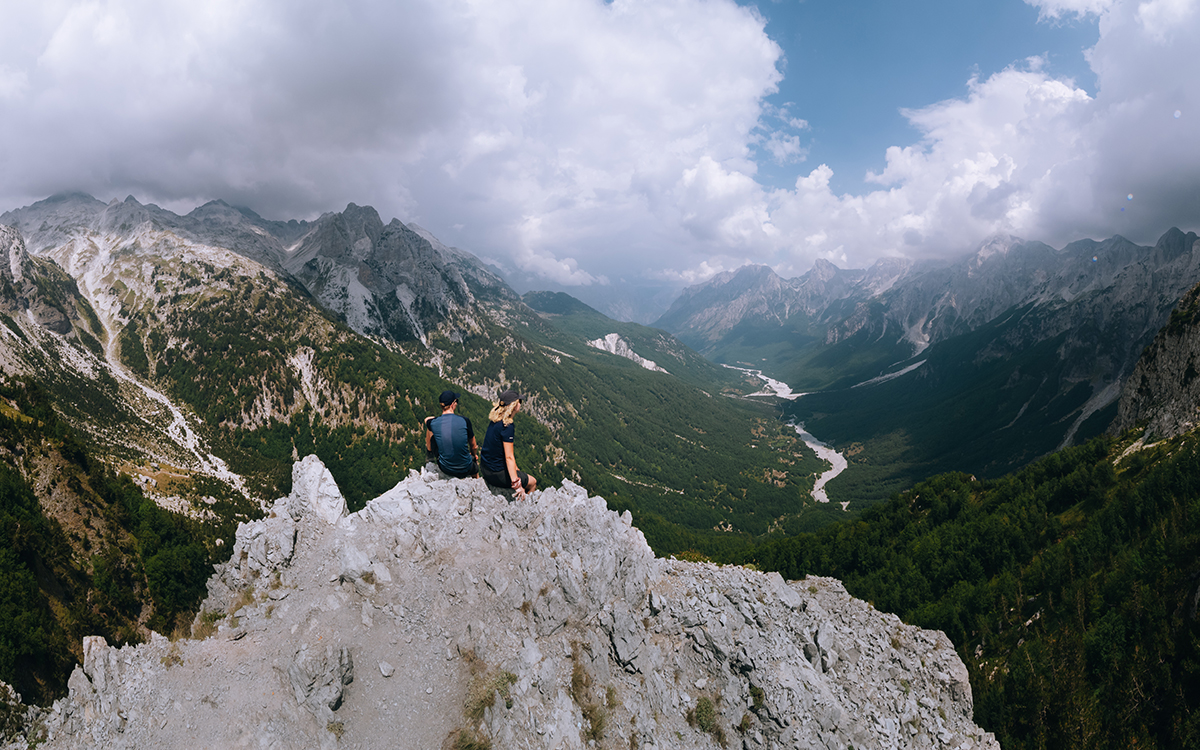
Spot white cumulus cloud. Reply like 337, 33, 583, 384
0, 0, 785, 290
755, 0, 1200, 271
1026, 0, 1117, 19
1, 0, 1199, 304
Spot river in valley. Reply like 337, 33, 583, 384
724, 365, 851, 510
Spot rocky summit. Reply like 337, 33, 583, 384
20, 458, 998, 750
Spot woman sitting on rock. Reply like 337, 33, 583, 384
480, 389, 537, 498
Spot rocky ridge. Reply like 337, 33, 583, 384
283, 204, 509, 344
1, 193, 520, 349
1111, 281, 1200, 440
19, 456, 998, 750
0, 224, 98, 339
658, 230, 1200, 361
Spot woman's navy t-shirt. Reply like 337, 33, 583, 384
480, 420, 515, 473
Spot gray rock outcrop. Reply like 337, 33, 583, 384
588, 332, 669, 373
27, 458, 1000, 749
0, 225, 94, 336
1112, 280, 1200, 440
284, 204, 516, 344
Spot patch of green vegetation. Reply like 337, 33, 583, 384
117, 320, 150, 377
0, 313, 26, 342
786, 305, 1119, 508
743, 433, 1200, 749
0, 378, 231, 704
449, 729, 491, 750
686, 695, 727, 746
465, 667, 517, 724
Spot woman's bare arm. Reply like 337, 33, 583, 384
503, 442, 524, 497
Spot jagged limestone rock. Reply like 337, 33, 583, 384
1112, 281, 1200, 440
587, 332, 669, 373
288, 643, 354, 724
30, 457, 1000, 749
288, 453, 348, 525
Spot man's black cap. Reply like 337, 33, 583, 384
498, 389, 523, 405
439, 390, 459, 405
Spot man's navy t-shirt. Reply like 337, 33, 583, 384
427, 413, 475, 475
480, 420, 515, 474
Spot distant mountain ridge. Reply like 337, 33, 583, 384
1, 193, 511, 346
655, 228, 1200, 503
659, 229, 1200, 370
655, 257, 915, 349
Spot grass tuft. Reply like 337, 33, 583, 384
569, 642, 609, 741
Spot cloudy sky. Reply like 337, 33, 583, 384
1, 0, 1198, 318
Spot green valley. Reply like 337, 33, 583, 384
741, 432, 1200, 749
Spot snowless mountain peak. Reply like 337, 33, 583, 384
808, 257, 841, 282
968, 233, 1025, 269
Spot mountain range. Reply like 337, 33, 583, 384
5, 189, 1200, 749
0, 192, 807, 536
656, 229, 1200, 502
0, 192, 837, 701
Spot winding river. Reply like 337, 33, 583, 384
724, 365, 851, 510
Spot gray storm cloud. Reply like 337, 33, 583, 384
0, 0, 1198, 295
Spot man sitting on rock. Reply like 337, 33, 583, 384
424, 390, 479, 479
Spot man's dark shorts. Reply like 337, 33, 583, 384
439, 458, 478, 479
481, 464, 531, 492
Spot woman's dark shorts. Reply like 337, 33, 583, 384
481, 464, 531, 491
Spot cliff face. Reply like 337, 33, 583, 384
1112, 281, 1200, 440
0, 225, 98, 338
21, 458, 998, 750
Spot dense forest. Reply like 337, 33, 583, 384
740, 433, 1200, 749
785, 308, 1120, 510
0, 379, 230, 704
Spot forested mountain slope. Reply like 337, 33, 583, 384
1, 195, 837, 553
746, 435, 1200, 750
741, 284, 1200, 749
0, 194, 847, 704
0, 378, 228, 705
